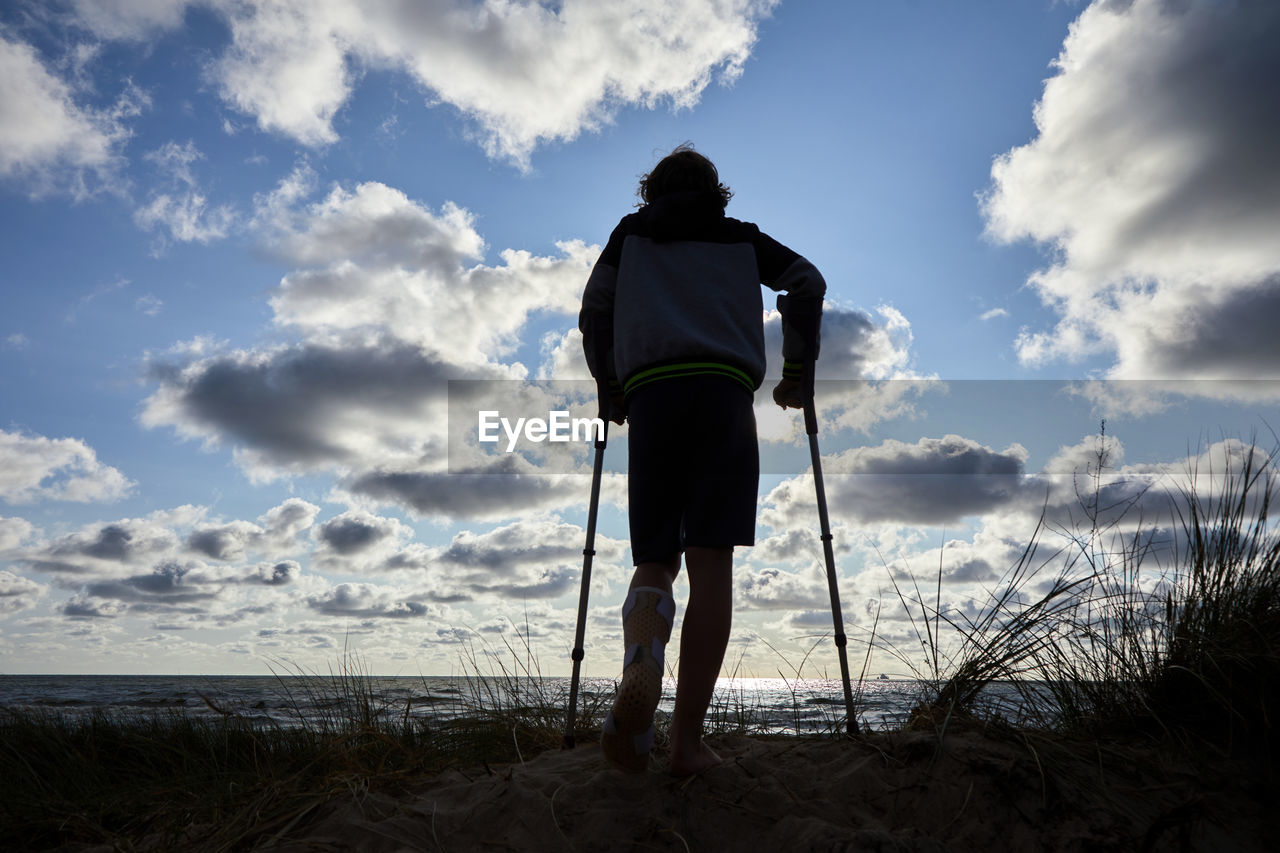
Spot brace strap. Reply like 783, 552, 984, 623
621, 586, 676, 629
603, 712, 655, 755
623, 637, 666, 673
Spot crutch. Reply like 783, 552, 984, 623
803, 359, 859, 736
563, 322, 612, 748
780, 294, 859, 736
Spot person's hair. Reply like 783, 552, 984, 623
637, 144, 732, 208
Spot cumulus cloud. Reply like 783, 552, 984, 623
261, 181, 595, 362
14, 502, 317, 592
71, 560, 301, 614
761, 435, 1031, 529
0, 570, 45, 614
185, 498, 319, 560
432, 518, 628, 598
0, 31, 143, 196
21, 511, 191, 577
213, 0, 776, 164
306, 582, 438, 620
736, 565, 829, 611
12, 500, 324, 624
345, 463, 591, 523
143, 340, 488, 476
0, 429, 133, 504
0, 516, 36, 552
983, 0, 1280, 388
67, 0, 775, 166
144, 176, 598, 519
313, 509, 413, 570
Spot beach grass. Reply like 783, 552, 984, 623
897, 434, 1279, 771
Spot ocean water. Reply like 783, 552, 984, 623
0, 674, 946, 734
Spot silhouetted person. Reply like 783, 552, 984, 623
580, 144, 825, 775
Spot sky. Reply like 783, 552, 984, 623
2, 0, 1279, 678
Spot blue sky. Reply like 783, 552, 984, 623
2, 0, 1278, 677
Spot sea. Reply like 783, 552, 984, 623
0, 674, 965, 735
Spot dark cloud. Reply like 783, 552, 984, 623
257, 561, 300, 585
764, 306, 882, 381
306, 583, 434, 619
83, 563, 220, 605
765, 436, 1030, 528
984, 0, 1280, 382
317, 513, 396, 555
463, 564, 577, 600
81, 525, 135, 561
146, 341, 467, 467
1121, 278, 1280, 377
36, 518, 180, 572
346, 464, 584, 521
62, 597, 125, 619
187, 526, 247, 561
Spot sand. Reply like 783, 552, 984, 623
224, 727, 1270, 852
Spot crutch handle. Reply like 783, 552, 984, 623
802, 359, 818, 436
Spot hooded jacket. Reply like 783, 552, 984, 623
579, 190, 826, 397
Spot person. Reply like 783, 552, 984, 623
579, 144, 826, 776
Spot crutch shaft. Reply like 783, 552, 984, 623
564, 426, 607, 748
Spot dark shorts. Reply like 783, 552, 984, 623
626, 374, 759, 564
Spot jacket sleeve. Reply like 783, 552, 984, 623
755, 231, 827, 377
578, 223, 625, 394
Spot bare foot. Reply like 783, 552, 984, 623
668, 741, 722, 777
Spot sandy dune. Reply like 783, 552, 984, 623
259, 728, 1267, 852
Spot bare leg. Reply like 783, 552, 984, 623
630, 556, 679, 596
668, 545, 732, 776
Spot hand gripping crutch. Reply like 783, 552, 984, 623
780, 294, 859, 736
563, 321, 612, 748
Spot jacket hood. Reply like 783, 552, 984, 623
638, 190, 725, 241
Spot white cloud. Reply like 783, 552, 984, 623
0, 570, 47, 614
0, 516, 36, 553
979, 308, 1008, 321
12, 501, 331, 627
69, 0, 191, 41
185, 498, 320, 561
0, 32, 143, 196
0, 429, 133, 504
305, 582, 439, 620
736, 564, 829, 611
983, 0, 1280, 386
144, 177, 600, 519
20, 508, 199, 578
536, 328, 591, 380
429, 518, 629, 599
133, 140, 236, 244
135, 294, 163, 316
261, 180, 596, 364
70, 0, 776, 166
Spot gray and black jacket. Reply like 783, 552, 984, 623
579, 190, 826, 397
